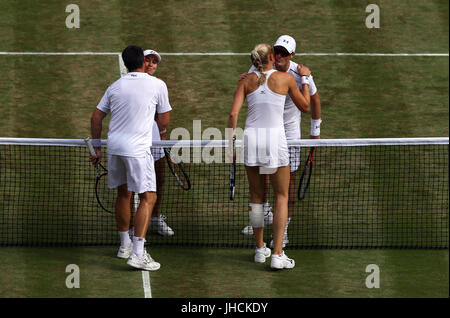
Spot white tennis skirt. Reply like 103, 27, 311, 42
243, 127, 289, 169
107, 151, 156, 193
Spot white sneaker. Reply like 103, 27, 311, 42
117, 242, 133, 259
151, 215, 174, 236
254, 243, 271, 263
241, 205, 274, 235
127, 250, 161, 271
270, 251, 295, 269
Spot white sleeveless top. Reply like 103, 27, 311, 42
244, 70, 289, 168
248, 62, 318, 140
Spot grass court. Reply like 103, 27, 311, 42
0, 0, 448, 300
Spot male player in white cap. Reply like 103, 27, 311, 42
144, 49, 175, 237
128, 50, 175, 238
240, 35, 322, 248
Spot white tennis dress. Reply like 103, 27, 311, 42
244, 70, 289, 169
249, 61, 318, 171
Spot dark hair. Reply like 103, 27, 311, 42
122, 45, 144, 71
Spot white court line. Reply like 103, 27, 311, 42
0, 51, 448, 57
142, 271, 152, 298
118, 54, 127, 76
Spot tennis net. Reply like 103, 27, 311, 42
0, 137, 448, 248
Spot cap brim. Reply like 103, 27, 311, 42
274, 45, 292, 55
143, 50, 161, 63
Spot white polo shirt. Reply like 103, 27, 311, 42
248, 61, 318, 140
96, 72, 172, 157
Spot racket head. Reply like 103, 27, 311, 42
297, 147, 315, 200
163, 148, 191, 190
94, 167, 116, 214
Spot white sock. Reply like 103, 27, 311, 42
133, 236, 145, 256
119, 231, 131, 247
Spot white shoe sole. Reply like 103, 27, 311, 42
270, 256, 295, 269
254, 249, 271, 263
156, 230, 174, 236
127, 255, 161, 271
151, 225, 175, 236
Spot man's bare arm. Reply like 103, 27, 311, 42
90, 108, 107, 164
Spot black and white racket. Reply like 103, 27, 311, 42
297, 147, 315, 200
229, 136, 236, 200
84, 137, 115, 213
163, 147, 191, 190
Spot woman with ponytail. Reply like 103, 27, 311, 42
227, 43, 311, 270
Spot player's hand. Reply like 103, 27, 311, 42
226, 137, 236, 163
298, 64, 311, 77
238, 73, 249, 82
90, 147, 102, 166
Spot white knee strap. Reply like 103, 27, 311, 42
249, 203, 264, 228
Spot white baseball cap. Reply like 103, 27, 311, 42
143, 49, 161, 63
273, 35, 296, 54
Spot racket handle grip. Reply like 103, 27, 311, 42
84, 137, 97, 158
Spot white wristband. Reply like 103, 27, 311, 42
300, 76, 310, 86
311, 119, 322, 136
91, 139, 102, 147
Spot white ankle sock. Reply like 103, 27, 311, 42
133, 236, 145, 256
119, 231, 131, 247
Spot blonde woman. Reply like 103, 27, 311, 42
227, 43, 311, 269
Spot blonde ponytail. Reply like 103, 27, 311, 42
250, 43, 272, 85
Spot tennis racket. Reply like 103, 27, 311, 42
84, 137, 115, 213
163, 147, 191, 190
297, 147, 315, 200
229, 136, 236, 200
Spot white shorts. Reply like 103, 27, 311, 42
289, 146, 301, 172
150, 147, 165, 162
107, 151, 156, 193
